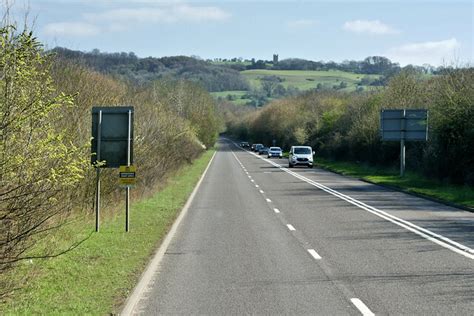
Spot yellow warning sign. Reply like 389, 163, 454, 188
119, 165, 136, 186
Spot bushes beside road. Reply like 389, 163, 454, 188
0, 25, 220, 297
226, 68, 474, 186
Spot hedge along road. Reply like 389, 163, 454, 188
125, 138, 474, 315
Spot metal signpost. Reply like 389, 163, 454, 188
380, 109, 428, 177
92, 106, 134, 232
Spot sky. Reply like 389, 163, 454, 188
5, 0, 474, 66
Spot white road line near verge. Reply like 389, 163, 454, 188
121, 152, 217, 316
307, 249, 322, 260
351, 298, 375, 316
233, 142, 474, 260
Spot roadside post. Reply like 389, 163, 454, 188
92, 106, 134, 232
380, 109, 428, 177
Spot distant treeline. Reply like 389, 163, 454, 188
52, 48, 457, 95
224, 68, 474, 186
51, 47, 250, 92
1, 27, 221, 295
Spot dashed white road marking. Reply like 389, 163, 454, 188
274, 208, 280, 213
236, 145, 474, 260
255, 185, 259, 188
251, 179, 255, 183
259, 189, 265, 194
307, 249, 322, 260
351, 298, 375, 316
266, 198, 272, 203
287, 224, 296, 231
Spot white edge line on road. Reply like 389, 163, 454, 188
287, 224, 296, 231
307, 249, 322, 260
121, 151, 217, 316
274, 208, 280, 213
234, 143, 474, 260
351, 298, 375, 316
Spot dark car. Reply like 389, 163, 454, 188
240, 141, 250, 148
258, 147, 269, 155
253, 144, 263, 152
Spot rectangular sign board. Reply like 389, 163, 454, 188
381, 109, 428, 141
119, 165, 136, 186
91, 106, 134, 168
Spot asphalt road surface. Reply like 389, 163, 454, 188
130, 139, 474, 315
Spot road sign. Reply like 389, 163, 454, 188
380, 109, 428, 177
91, 107, 134, 168
119, 165, 136, 186
381, 109, 428, 141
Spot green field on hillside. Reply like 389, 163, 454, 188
241, 69, 381, 91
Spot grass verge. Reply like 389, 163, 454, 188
2, 150, 215, 315
315, 157, 474, 210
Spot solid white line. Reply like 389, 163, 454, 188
266, 198, 272, 203
287, 224, 296, 231
274, 208, 280, 213
241, 146, 474, 260
259, 189, 265, 194
121, 151, 217, 316
307, 249, 322, 260
351, 298, 375, 316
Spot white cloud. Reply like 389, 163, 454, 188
343, 19, 399, 35
85, 4, 230, 24
287, 19, 317, 29
387, 38, 461, 66
42, 22, 100, 37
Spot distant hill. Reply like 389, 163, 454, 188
51, 47, 249, 92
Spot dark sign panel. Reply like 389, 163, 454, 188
381, 109, 428, 141
91, 107, 134, 168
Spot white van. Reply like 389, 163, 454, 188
288, 146, 314, 168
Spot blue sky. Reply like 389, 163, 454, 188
7, 0, 474, 66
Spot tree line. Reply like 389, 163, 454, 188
1, 26, 221, 297
224, 68, 474, 186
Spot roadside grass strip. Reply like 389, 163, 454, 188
2, 150, 216, 315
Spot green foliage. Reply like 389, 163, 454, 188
1, 25, 88, 289
226, 69, 474, 186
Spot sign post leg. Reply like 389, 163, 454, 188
400, 138, 405, 177
125, 109, 132, 232
95, 168, 100, 232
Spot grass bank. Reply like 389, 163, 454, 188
315, 158, 474, 210
2, 150, 215, 315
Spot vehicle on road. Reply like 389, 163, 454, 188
258, 146, 269, 155
253, 144, 264, 152
268, 147, 283, 158
240, 141, 250, 148
288, 146, 314, 168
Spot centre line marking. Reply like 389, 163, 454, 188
259, 189, 265, 194
234, 147, 474, 260
274, 208, 280, 213
266, 198, 272, 203
255, 184, 259, 188
251, 179, 255, 183
287, 224, 296, 231
307, 249, 322, 260
351, 298, 375, 316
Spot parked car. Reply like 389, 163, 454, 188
268, 147, 283, 158
240, 141, 250, 148
258, 147, 269, 155
251, 144, 256, 151
288, 146, 314, 168
253, 144, 264, 152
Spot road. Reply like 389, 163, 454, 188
128, 139, 474, 315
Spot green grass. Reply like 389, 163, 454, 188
210, 90, 253, 106
2, 150, 215, 315
315, 157, 474, 210
241, 69, 380, 92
